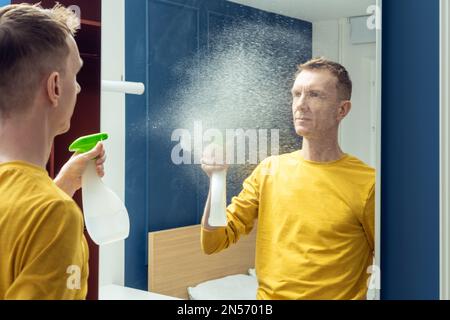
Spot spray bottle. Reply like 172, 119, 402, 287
69, 133, 130, 245
209, 169, 228, 226
204, 142, 228, 227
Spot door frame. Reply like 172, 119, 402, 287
374, 0, 382, 300
440, 0, 449, 300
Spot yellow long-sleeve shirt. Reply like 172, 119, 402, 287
0, 162, 89, 300
201, 151, 375, 300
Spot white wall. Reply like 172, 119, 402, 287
313, 18, 376, 167
312, 20, 340, 61
99, 0, 126, 287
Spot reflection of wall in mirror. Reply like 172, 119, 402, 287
313, 18, 376, 167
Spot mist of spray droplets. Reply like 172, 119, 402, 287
150, 17, 312, 199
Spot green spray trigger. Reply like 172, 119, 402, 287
69, 133, 109, 154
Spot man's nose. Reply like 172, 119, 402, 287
76, 83, 81, 94
294, 95, 307, 112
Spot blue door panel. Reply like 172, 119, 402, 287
381, 0, 440, 299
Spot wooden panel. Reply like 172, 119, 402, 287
149, 224, 256, 299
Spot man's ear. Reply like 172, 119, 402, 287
46, 72, 61, 108
337, 100, 352, 120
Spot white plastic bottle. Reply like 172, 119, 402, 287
82, 161, 130, 245
208, 170, 228, 227
69, 133, 130, 245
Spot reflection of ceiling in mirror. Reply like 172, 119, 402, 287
228, 0, 376, 22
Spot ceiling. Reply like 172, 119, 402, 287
228, 0, 376, 22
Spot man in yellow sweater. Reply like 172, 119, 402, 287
0, 4, 105, 299
201, 58, 375, 300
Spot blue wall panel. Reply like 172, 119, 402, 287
0, 0, 10, 6
381, 0, 440, 299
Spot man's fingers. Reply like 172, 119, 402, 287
98, 147, 106, 159
95, 154, 106, 166
201, 157, 225, 166
96, 165, 105, 177
201, 162, 228, 172
82, 142, 104, 160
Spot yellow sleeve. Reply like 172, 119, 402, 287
5, 200, 88, 300
360, 184, 375, 252
201, 161, 263, 254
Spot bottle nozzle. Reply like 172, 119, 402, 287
69, 133, 109, 153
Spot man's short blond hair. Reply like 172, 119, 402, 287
296, 57, 352, 101
0, 3, 80, 117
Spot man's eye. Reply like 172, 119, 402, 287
310, 92, 319, 98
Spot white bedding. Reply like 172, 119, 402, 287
188, 268, 377, 300
188, 269, 258, 300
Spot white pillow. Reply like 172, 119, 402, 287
188, 274, 258, 300
248, 268, 257, 278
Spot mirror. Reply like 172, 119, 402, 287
102, 0, 382, 300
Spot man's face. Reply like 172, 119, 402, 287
55, 35, 82, 135
291, 69, 344, 139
